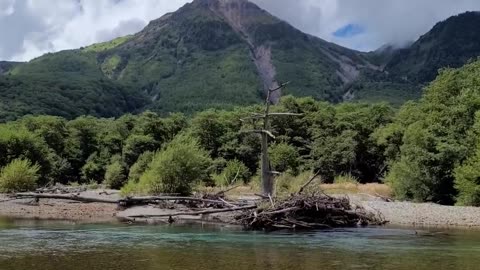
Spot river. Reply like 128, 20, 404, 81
1, 218, 479, 270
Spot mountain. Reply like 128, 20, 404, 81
0, 51, 147, 122
1, 1, 480, 121
106, 0, 376, 107
349, 11, 480, 104
1, 0, 378, 121
385, 11, 480, 83
0, 61, 19, 74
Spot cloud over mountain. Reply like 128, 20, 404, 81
1, 0, 480, 61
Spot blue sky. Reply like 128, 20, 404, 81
333, 24, 365, 38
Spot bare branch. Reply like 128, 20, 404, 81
297, 170, 322, 194
240, 130, 276, 139
269, 81, 291, 93
267, 113, 303, 117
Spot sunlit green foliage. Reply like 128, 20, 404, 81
383, 60, 480, 204
0, 159, 40, 192
213, 159, 251, 187
1, 56, 480, 206
269, 143, 299, 174
135, 135, 212, 195
104, 156, 127, 189
83, 35, 132, 52
0, 125, 52, 184
128, 151, 155, 184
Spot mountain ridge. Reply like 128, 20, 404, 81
385, 11, 480, 83
1, 1, 480, 121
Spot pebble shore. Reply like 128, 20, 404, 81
1, 192, 480, 228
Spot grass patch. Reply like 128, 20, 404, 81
83, 35, 132, 52
101, 55, 122, 78
321, 183, 392, 198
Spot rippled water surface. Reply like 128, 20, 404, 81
1, 217, 480, 270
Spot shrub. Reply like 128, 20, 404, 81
0, 126, 52, 185
269, 143, 300, 174
0, 159, 40, 192
128, 151, 154, 184
213, 159, 251, 187
104, 158, 127, 189
386, 156, 429, 202
120, 180, 140, 196
136, 135, 212, 195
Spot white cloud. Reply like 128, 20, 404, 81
2, 0, 190, 61
252, 0, 480, 51
1, 0, 480, 61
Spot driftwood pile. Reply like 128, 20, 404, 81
236, 193, 386, 230
8, 184, 387, 230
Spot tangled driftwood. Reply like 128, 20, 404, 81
10, 184, 387, 231
236, 194, 386, 230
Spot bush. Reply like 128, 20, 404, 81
128, 151, 154, 184
0, 159, 40, 192
269, 143, 300, 174
136, 135, 212, 195
104, 158, 127, 189
0, 126, 52, 184
386, 156, 429, 202
213, 159, 251, 187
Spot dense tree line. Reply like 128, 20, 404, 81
1, 60, 480, 206
0, 97, 393, 195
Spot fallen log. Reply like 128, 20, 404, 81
126, 205, 257, 219
15, 193, 118, 204
14, 193, 243, 208
120, 196, 238, 206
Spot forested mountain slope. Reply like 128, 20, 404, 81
1, 1, 480, 121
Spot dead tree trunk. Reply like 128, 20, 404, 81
241, 82, 302, 196
260, 131, 274, 196
261, 84, 275, 196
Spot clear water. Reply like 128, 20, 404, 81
1, 217, 480, 270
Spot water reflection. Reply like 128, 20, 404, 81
0, 218, 479, 270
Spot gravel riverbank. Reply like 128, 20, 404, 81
362, 200, 480, 228
1, 191, 480, 228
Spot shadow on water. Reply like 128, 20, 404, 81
1, 217, 480, 270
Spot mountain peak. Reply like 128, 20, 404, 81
193, 0, 276, 27
194, 0, 250, 5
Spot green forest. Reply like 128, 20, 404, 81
1, 60, 480, 206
